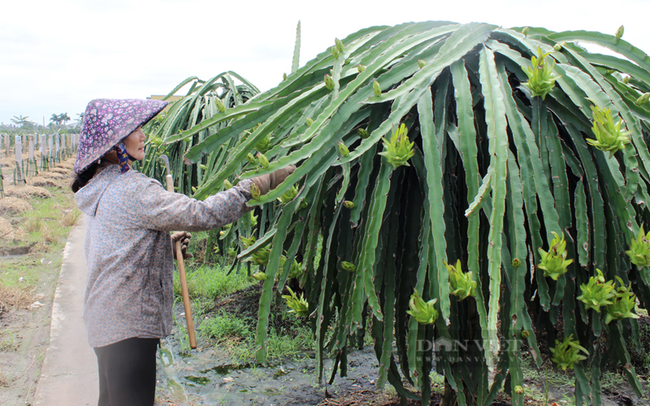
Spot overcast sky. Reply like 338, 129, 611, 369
2, 0, 649, 126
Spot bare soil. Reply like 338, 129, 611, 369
0, 263, 60, 405
0, 154, 76, 406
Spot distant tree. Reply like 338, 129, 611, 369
50, 114, 60, 126
73, 113, 85, 130
58, 113, 70, 125
11, 115, 31, 127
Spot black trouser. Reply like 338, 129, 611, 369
94, 337, 160, 406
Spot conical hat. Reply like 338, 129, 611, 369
73, 99, 168, 174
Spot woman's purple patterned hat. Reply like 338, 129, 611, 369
73, 98, 168, 174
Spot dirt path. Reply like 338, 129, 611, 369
32, 214, 98, 405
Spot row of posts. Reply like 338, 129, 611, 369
0, 133, 79, 197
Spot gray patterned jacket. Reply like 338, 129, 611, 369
75, 165, 251, 348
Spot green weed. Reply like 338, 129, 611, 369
198, 310, 251, 343
265, 322, 314, 360
197, 307, 314, 364
519, 354, 575, 403
24, 218, 41, 233
20, 190, 80, 252
0, 331, 18, 351
430, 371, 445, 394
600, 370, 629, 392
173, 263, 253, 300
174, 323, 191, 356
0, 254, 61, 289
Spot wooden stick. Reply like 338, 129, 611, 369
166, 174, 197, 349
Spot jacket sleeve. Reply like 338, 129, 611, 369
124, 174, 253, 232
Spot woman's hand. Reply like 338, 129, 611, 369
250, 165, 297, 195
171, 231, 193, 259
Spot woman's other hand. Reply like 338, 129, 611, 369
171, 231, 193, 259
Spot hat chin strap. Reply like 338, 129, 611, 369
114, 143, 132, 173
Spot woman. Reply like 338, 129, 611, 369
72, 98, 294, 406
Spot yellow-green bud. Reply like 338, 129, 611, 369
636, 93, 650, 105
239, 234, 256, 249
283, 73, 287, 81
281, 287, 310, 317
522, 47, 560, 100
623, 75, 630, 84
256, 152, 269, 168
215, 98, 226, 113
379, 123, 415, 169
522, 26, 530, 37
332, 46, 340, 59
406, 290, 438, 325
550, 335, 589, 370
223, 179, 233, 190
554, 43, 562, 51
149, 136, 163, 147
625, 225, 650, 267
251, 247, 271, 266
512, 258, 522, 269
335, 38, 344, 53
537, 231, 573, 280
256, 135, 271, 154
616, 25, 624, 40
358, 128, 370, 139
338, 141, 350, 158
306, 117, 314, 127
343, 200, 355, 209
358, 64, 366, 73
514, 386, 524, 395
277, 185, 299, 204
252, 272, 267, 281
586, 104, 631, 157
521, 330, 530, 338
250, 183, 261, 200
341, 261, 357, 272
417, 59, 427, 69
373, 80, 382, 97
246, 153, 256, 164
324, 74, 335, 91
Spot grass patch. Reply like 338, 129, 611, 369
173, 262, 254, 300
600, 370, 629, 393
519, 353, 577, 404
169, 233, 319, 362
198, 310, 252, 344
265, 318, 314, 359
1, 184, 78, 311
0, 330, 19, 352
0, 252, 62, 289
0, 284, 32, 313
213, 312, 315, 363
19, 191, 80, 252
188, 291, 315, 363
